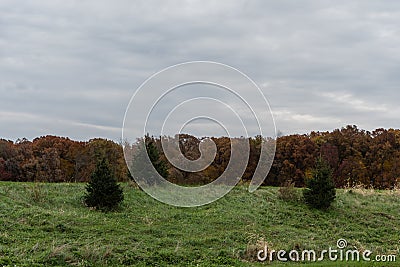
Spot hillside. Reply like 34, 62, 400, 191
0, 182, 399, 266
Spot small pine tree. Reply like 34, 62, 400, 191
84, 158, 124, 211
303, 157, 336, 210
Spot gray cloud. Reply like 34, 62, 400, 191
1, 0, 399, 141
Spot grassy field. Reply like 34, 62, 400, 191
0, 182, 399, 266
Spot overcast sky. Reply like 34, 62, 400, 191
1, 0, 399, 141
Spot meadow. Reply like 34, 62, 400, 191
0, 182, 399, 266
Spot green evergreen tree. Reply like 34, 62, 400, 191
303, 157, 336, 210
84, 158, 123, 211
146, 139, 169, 180
127, 136, 169, 186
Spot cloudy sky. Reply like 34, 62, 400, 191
1, 0, 399, 141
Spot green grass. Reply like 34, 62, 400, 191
0, 182, 399, 266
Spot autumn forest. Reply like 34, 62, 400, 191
1, 125, 400, 189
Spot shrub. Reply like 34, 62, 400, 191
84, 159, 123, 211
303, 157, 336, 210
278, 180, 299, 202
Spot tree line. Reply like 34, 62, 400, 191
1, 125, 399, 189
0, 136, 128, 182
